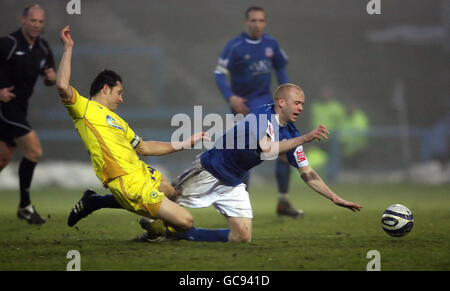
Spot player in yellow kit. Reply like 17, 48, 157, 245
56, 26, 214, 237
62, 85, 172, 218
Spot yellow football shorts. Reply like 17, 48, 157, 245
107, 163, 165, 218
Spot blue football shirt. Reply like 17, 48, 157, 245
200, 104, 309, 186
214, 32, 289, 111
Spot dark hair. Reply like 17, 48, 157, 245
245, 6, 265, 19
90, 69, 122, 97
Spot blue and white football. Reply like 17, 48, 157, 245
381, 204, 414, 237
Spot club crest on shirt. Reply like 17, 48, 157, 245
249, 60, 271, 75
265, 47, 274, 58
106, 115, 124, 132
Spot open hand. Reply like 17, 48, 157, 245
333, 196, 363, 212
306, 124, 330, 143
183, 132, 211, 149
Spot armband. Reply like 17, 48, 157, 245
130, 135, 141, 149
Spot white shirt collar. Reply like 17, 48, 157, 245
244, 38, 262, 44
275, 114, 287, 127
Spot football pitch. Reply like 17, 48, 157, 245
0, 180, 448, 271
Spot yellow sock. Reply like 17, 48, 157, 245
166, 225, 177, 234
147, 219, 178, 236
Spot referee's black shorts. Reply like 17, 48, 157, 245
0, 102, 32, 147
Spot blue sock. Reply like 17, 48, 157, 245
178, 227, 230, 242
275, 159, 291, 194
90, 194, 123, 211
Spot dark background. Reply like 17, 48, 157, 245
1, 0, 448, 179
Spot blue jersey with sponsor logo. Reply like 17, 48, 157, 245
200, 104, 309, 186
214, 33, 288, 112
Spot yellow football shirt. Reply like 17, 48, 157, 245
62, 87, 145, 186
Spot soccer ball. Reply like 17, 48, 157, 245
381, 204, 414, 237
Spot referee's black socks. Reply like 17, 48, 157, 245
18, 157, 37, 208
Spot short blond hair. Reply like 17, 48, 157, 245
273, 83, 304, 102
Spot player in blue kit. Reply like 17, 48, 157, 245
214, 6, 299, 218
71, 83, 362, 243
138, 83, 363, 242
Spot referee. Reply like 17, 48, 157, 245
0, 4, 56, 224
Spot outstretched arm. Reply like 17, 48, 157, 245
136, 132, 210, 156
298, 165, 362, 212
56, 26, 74, 102
259, 124, 330, 158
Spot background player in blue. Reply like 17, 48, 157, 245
214, 6, 300, 218
139, 83, 363, 242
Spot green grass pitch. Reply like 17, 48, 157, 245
0, 180, 449, 271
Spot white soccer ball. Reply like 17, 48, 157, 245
381, 204, 414, 237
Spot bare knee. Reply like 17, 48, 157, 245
178, 212, 194, 230
228, 217, 252, 243
229, 228, 252, 243
15, 132, 42, 162
24, 147, 42, 162
157, 198, 194, 231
